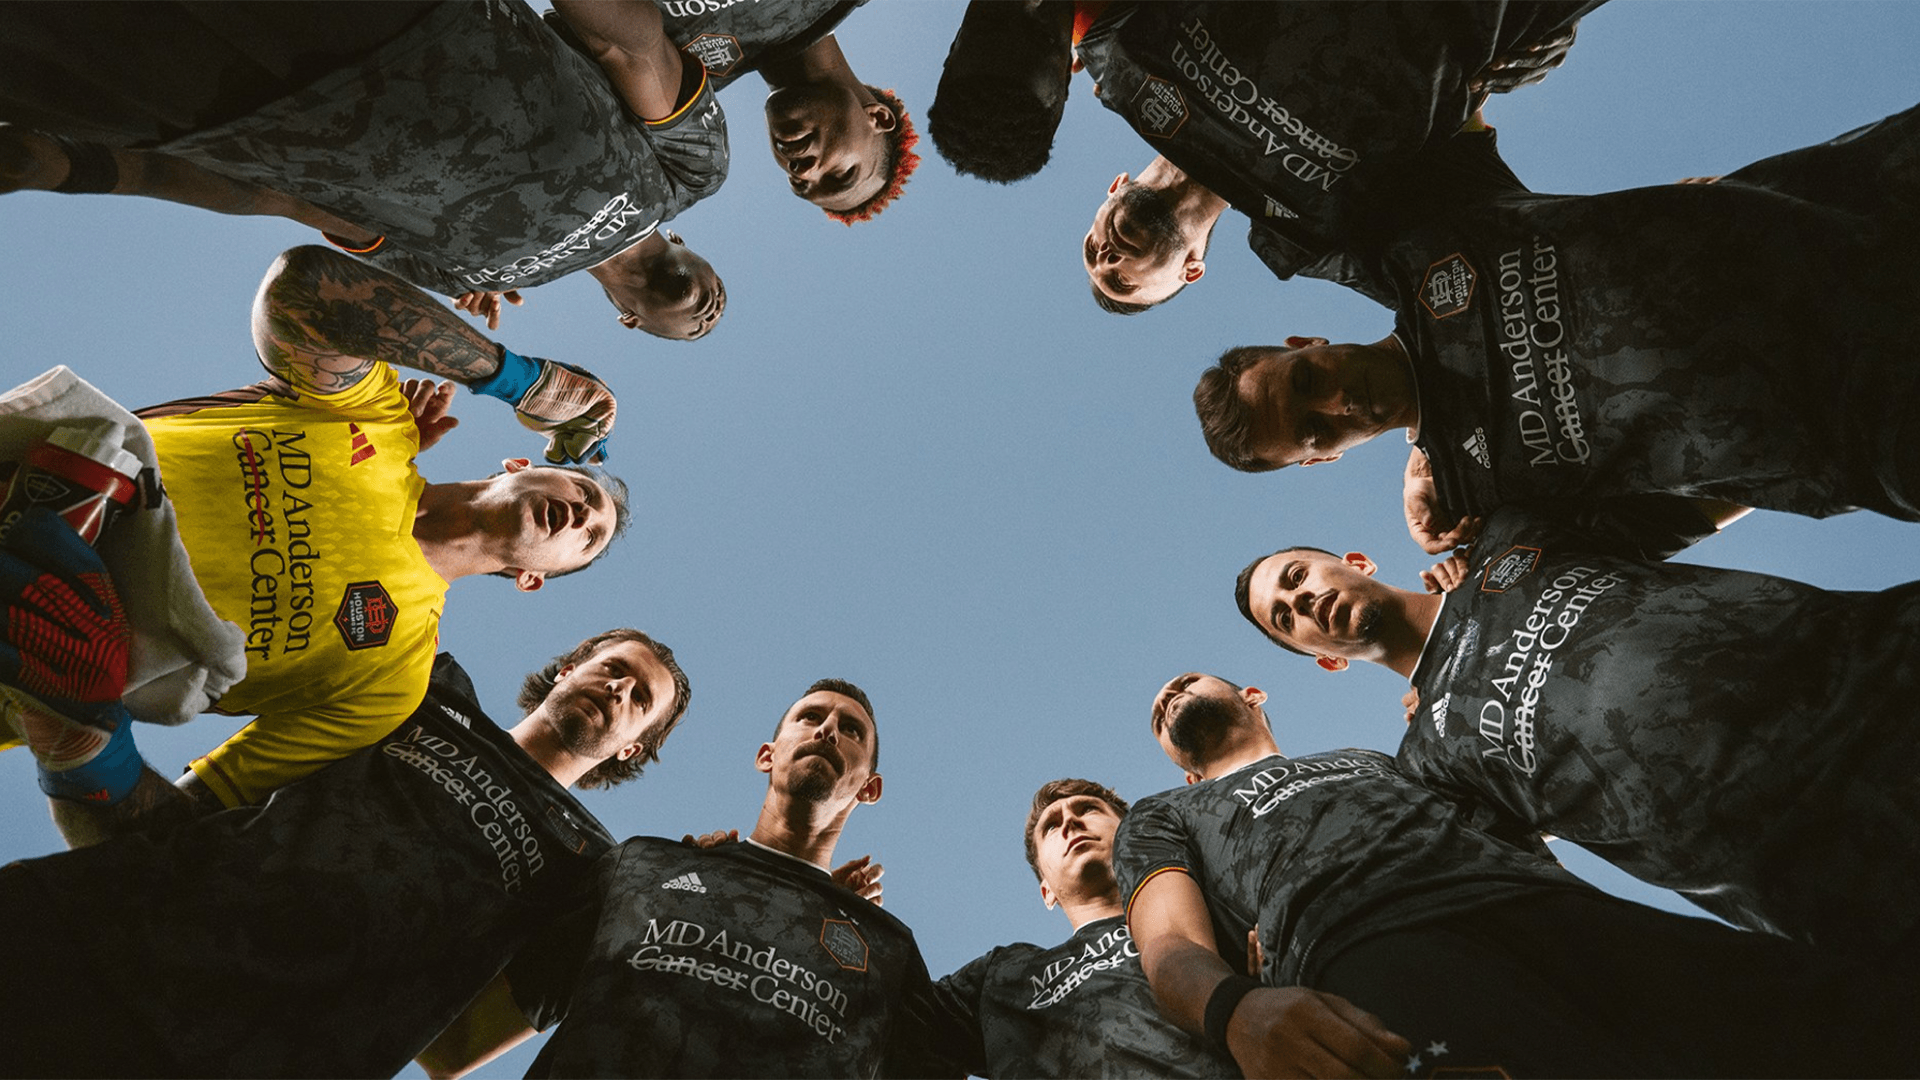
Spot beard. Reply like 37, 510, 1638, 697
1353, 597, 1385, 643
545, 686, 619, 760
1113, 183, 1184, 262
786, 745, 845, 804
1165, 693, 1243, 762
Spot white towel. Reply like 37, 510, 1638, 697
0, 366, 247, 726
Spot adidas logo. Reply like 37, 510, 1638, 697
1264, 196, 1298, 220
1429, 693, 1451, 737
1462, 428, 1492, 469
662, 872, 707, 894
348, 422, 377, 466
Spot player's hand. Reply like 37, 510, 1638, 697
0, 507, 131, 724
1471, 22, 1577, 95
401, 378, 461, 452
680, 828, 738, 849
514, 359, 616, 465
1226, 986, 1409, 1079
1420, 553, 1470, 594
832, 854, 885, 905
1400, 687, 1421, 725
1245, 927, 1265, 977
454, 290, 523, 331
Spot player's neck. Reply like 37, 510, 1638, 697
1137, 155, 1228, 231
506, 713, 591, 787
1379, 590, 1444, 679
1191, 730, 1281, 781
747, 793, 854, 870
411, 482, 498, 582
758, 33, 854, 89
1058, 893, 1124, 931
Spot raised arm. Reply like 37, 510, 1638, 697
415, 974, 538, 1080
550, 0, 691, 121
1129, 870, 1408, 1078
251, 246, 616, 463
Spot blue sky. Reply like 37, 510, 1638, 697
4, 3, 1919, 1074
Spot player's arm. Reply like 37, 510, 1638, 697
415, 974, 538, 1080
1404, 447, 1482, 554
1128, 869, 1408, 1079
252, 245, 617, 463
549, 0, 694, 122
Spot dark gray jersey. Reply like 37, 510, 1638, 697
937, 915, 1239, 1079
158, 0, 729, 295
1394, 106, 1920, 522
1403, 505, 1920, 954
1112, 752, 1582, 985
1076, 1, 1596, 282
656, 0, 865, 90
2, 653, 612, 1077
512, 838, 963, 1078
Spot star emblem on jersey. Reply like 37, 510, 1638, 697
1132, 76, 1188, 138
819, 918, 869, 972
662, 872, 707, 894
333, 580, 398, 650
1420, 253, 1477, 319
682, 33, 743, 76
1480, 546, 1542, 593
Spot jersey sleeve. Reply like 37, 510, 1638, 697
1112, 797, 1196, 917
643, 69, 730, 217
344, 240, 474, 299
187, 651, 432, 807
1526, 494, 1721, 561
503, 870, 608, 1032
879, 945, 976, 1080
929, 954, 993, 1078
291, 360, 416, 426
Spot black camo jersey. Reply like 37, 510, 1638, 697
1113, 752, 1583, 986
657, 0, 867, 91
1403, 505, 1920, 954
155, 0, 729, 296
1076, 1, 1597, 283
1, 653, 613, 1077
936, 915, 1239, 1079
1389, 106, 1920, 523
512, 837, 964, 1078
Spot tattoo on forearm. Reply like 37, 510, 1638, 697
255, 247, 502, 395
49, 767, 202, 849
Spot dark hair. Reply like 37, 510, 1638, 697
824, 87, 920, 225
485, 464, 633, 581
1022, 778, 1127, 881
1234, 546, 1338, 656
518, 628, 692, 789
926, 12, 1069, 185
1194, 346, 1283, 473
774, 677, 879, 769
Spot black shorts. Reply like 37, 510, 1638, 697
1314, 889, 1915, 1078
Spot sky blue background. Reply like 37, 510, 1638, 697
4, 2, 1919, 1074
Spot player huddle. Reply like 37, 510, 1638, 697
0, 2, 1915, 1078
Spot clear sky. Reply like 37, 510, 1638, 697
3, 3, 1918, 1075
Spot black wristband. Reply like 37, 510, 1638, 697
1203, 974, 1261, 1055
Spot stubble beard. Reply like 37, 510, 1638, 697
1165, 693, 1243, 762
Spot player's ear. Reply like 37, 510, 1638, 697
864, 99, 898, 133
513, 569, 546, 593
1301, 453, 1343, 466
1244, 686, 1267, 708
755, 742, 775, 775
1183, 771, 1200, 785
1039, 881, 1057, 910
1282, 336, 1329, 350
1343, 552, 1378, 577
1109, 173, 1128, 194
856, 773, 883, 805
1182, 258, 1205, 284
501, 457, 532, 474
615, 742, 640, 762
1316, 655, 1349, 673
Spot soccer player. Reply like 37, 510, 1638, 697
420, 678, 959, 1078
1193, 104, 1920, 544
1232, 513, 1920, 963
0, 619, 691, 1078
935, 777, 1239, 1078
0, 0, 729, 339
642, 0, 920, 224
5, 243, 631, 825
1120, 670, 1916, 1077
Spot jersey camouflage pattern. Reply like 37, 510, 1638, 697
1404, 505, 1920, 954
513, 837, 963, 1078
1076, 1, 1595, 283
655, 0, 867, 91
936, 914, 1239, 1078
0, 653, 613, 1077
1388, 106, 1920, 524
1113, 752, 1582, 986
156, 0, 728, 296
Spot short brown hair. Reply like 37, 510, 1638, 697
518, 628, 692, 789
1195, 346, 1281, 472
1022, 778, 1128, 881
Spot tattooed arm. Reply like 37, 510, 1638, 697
251, 245, 506, 396
47, 766, 218, 848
